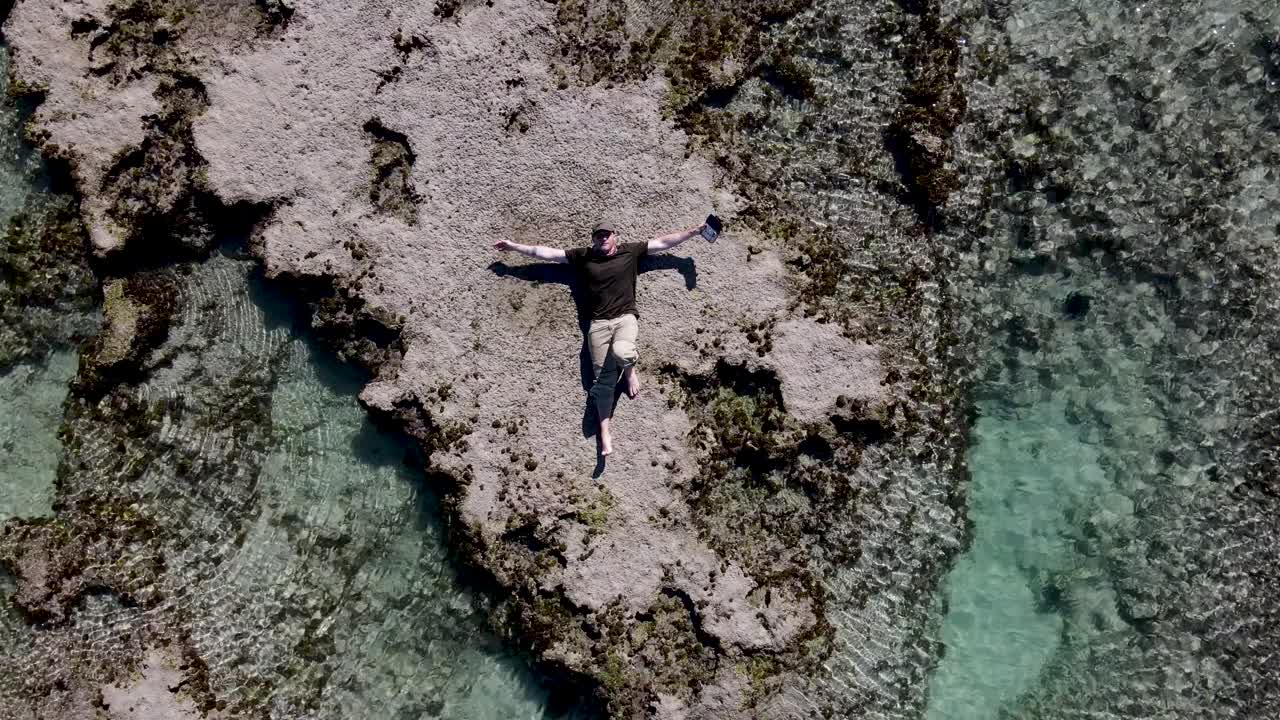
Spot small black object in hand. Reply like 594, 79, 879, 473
701, 213, 722, 242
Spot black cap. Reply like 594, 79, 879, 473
592, 221, 616, 235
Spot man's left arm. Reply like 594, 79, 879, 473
646, 225, 705, 254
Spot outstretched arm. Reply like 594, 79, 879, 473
647, 225, 704, 254
494, 240, 568, 263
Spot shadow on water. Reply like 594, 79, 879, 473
243, 246, 370, 398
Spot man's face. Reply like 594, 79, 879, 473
592, 230, 618, 254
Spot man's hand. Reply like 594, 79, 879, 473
494, 239, 516, 252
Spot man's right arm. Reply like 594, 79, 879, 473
494, 240, 569, 263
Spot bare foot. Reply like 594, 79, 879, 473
600, 420, 613, 456
623, 367, 641, 399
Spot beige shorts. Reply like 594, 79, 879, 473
587, 314, 638, 420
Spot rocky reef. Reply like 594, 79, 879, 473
0, 43, 98, 370
937, 1, 1280, 716
9, 0, 1280, 719
0, 0, 974, 717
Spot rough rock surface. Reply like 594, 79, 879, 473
768, 318, 882, 424
5, 0, 158, 253
100, 649, 223, 720
5, 0, 278, 254
191, 1, 874, 712
2, 0, 934, 717
0, 192, 99, 369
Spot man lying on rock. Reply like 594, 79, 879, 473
494, 219, 713, 456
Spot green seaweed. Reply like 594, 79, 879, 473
364, 119, 420, 226
76, 270, 178, 395
551, 0, 814, 121
576, 488, 616, 533
884, 0, 967, 226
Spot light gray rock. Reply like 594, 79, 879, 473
194, 2, 855, 700
100, 649, 221, 720
3, 0, 276, 254
769, 317, 883, 424
5, 0, 158, 254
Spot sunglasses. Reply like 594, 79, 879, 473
592, 231, 614, 241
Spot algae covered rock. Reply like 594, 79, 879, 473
0, 196, 99, 368
76, 272, 178, 394
3, 0, 283, 255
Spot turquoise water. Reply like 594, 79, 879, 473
927, 396, 1151, 718
101, 253, 585, 717
927, 0, 1280, 717
0, 351, 78, 523
0, 44, 72, 525
188, 257, 576, 717
926, 406, 1086, 719
927, 275, 1179, 718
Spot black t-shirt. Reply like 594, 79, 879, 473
565, 242, 648, 320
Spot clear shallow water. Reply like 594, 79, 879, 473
0, 41, 582, 709
188, 257, 572, 717
65, 253, 582, 717
0, 249, 586, 716
0, 44, 70, 525
0, 48, 49, 216
926, 406, 1083, 719
0, 351, 78, 523
927, 274, 1182, 718
927, 390, 1162, 718
928, 0, 1280, 716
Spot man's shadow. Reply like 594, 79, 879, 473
489, 254, 697, 474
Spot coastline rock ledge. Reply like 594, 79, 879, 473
4, 0, 912, 717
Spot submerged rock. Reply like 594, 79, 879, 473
0, 195, 99, 369
99, 649, 222, 720
1062, 290, 1091, 319
76, 272, 179, 394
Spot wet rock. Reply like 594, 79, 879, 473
4, 0, 281, 255
0, 512, 160, 624
77, 272, 178, 394
1118, 597, 1159, 624
1063, 290, 1091, 319
0, 195, 99, 369
550, 0, 814, 112
100, 649, 222, 719
885, 0, 966, 225
0, 521, 92, 623
1003, 314, 1040, 351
